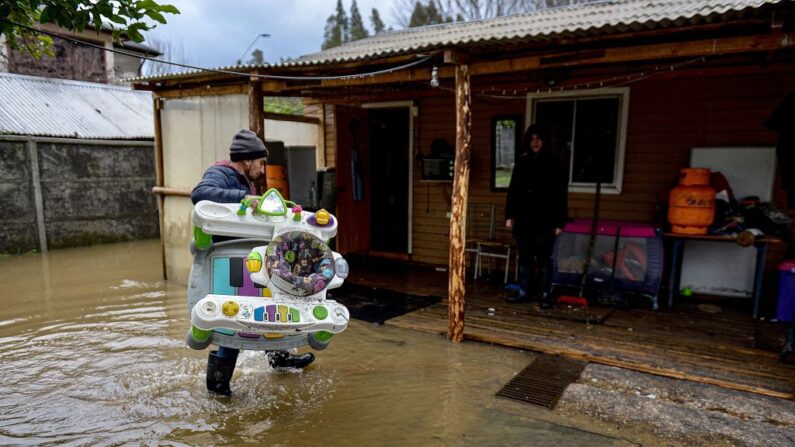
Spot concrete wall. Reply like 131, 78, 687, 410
7, 40, 107, 83
113, 52, 142, 83
0, 34, 8, 73
0, 137, 158, 253
0, 140, 36, 252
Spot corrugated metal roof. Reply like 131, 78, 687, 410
128, 0, 784, 83
294, 0, 783, 64
0, 73, 153, 139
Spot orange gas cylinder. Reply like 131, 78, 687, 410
266, 164, 290, 199
667, 168, 716, 235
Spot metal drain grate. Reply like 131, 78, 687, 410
496, 354, 587, 409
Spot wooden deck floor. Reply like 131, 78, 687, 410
345, 257, 795, 399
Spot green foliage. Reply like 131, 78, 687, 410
370, 8, 385, 34
248, 48, 264, 65
322, 0, 385, 50
264, 97, 304, 116
0, 0, 180, 58
322, 0, 348, 50
409, 0, 453, 28
349, 0, 368, 41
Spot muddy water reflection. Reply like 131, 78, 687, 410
0, 241, 627, 446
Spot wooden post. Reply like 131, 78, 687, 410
152, 95, 167, 280
248, 79, 267, 193
447, 64, 471, 342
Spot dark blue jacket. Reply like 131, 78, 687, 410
191, 161, 254, 205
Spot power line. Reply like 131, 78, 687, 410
0, 18, 432, 82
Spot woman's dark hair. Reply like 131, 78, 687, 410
522, 124, 550, 155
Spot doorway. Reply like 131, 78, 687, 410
334, 104, 412, 256
368, 107, 410, 254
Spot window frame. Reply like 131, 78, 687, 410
525, 87, 630, 195
490, 114, 523, 192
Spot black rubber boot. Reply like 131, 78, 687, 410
268, 351, 316, 369
206, 350, 236, 396
508, 262, 533, 303
781, 326, 795, 365
539, 267, 554, 309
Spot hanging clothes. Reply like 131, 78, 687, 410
351, 145, 364, 202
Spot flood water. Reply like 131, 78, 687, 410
0, 241, 632, 446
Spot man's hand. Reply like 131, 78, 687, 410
554, 227, 563, 236
505, 219, 514, 229
245, 195, 260, 210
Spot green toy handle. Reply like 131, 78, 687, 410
237, 196, 261, 215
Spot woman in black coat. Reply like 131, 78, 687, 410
505, 124, 569, 308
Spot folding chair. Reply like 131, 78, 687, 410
466, 203, 513, 283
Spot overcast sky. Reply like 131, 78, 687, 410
144, 0, 397, 68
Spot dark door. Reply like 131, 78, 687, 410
368, 108, 409, 253
334, 105, 371, 254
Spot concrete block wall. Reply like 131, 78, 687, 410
0, 137, 158, 253
0, 140, 37, 252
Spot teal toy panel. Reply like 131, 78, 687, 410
211, 257, 236, 295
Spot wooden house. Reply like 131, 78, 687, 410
132, 0, 794, 287
130, 0, 795, 398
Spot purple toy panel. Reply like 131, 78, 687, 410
266, 231, 335, 296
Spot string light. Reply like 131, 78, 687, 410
430, 66, 440, 88
452, 56, 708, 100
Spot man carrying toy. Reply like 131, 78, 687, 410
191, 129, 315, 396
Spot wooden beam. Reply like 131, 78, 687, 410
152, 186, 191, 197
263, 112, 321, 125
152, 95, 167, 280
306, 31, 795, 91
448, 64, 472, 342
319, 65, 450, 88
444, 49, 470, 65
389, 316, 795, 400
249, 81, 267, 193
471, 31, 795, 75
154, 83, 247, 99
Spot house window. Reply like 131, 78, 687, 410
491, 115, 522, 190
526, 88, 629, 194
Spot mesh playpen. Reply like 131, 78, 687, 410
552, 220, 664, 309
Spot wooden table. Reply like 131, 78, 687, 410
665, 233, 781, 317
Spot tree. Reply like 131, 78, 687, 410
408, 2, 429, 27
392, 0, 596, 27
264, 97, 304, 115
321, 0, 349, 50
349, 0, 369, 41
370, 8, 386, 34
248, 48, 265, 65
0, 0, 179, 58
142, 32, 193, 77
408, 1, 452, 27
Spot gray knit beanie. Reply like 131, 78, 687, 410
229, 129, 269, 161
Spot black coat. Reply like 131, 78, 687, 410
505, 152, 569, 240
763, 90, 795, 208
